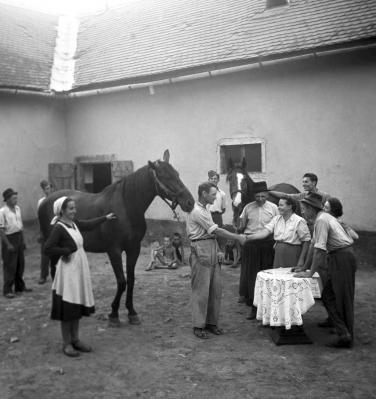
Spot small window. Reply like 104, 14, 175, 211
266, 0, 288, 9
218, 137, 266, 175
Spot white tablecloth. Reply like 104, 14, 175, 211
254, 268, 319, 329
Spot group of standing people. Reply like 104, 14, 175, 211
187, 172, 358, 349
1, 170, 359, 355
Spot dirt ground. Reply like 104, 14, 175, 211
1, 223, 375, 399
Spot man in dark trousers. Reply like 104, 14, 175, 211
295, 193, 356, 348
0, 188, 32, 298
238, 181, 278, 318
186, 182, 245, 339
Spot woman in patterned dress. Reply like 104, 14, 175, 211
44, 196, 116, 357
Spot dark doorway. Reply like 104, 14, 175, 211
92, 163, 112, 193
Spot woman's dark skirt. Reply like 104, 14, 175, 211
239, 240, 275, 306
51, 290, 95, 321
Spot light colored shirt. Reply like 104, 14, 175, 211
186, 202, 218, 240
240, 201, 278, 234
286, 187, 330, 205
265, 213, 311, 245
37, 196, 46, 210
0, 205, 23, 235
208, 187, 226, 213
313, 211, 353, 252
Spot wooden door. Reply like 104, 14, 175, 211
111, 160, 134, 182
48, 163, 75, 190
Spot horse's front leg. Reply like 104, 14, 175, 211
125, 242, 141, 325
107, 248, 126, 327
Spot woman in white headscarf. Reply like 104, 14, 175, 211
44, 196, 116, 357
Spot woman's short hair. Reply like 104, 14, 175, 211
281, 196, 298, 213
327, 197, 343, 218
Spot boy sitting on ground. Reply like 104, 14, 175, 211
145, 236, 178, 270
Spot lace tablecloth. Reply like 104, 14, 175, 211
254, 268, 319, 329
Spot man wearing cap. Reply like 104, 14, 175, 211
207, 170, 226, 227
238, 181, 278, 319
0, 188, 31, 298
187, 182, 246, 339
295, 192, 356, 348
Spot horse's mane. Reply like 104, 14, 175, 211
121, 165, 153, 200
97, 164, 153, 201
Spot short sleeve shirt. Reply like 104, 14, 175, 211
186, 202, 218, 240
0, 205, 23, 235
240, 201, 278, 234
208, 187, 226, 213
313, 211, 353, 252
37, 196, 46, 210
265, 213, 311, 245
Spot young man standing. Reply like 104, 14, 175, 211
0, 188, 32, 298
295, 193, 356, 348
207, 170, 226, 227
269, 173, 330, 205
186, 182, 245, 339
37, 180, 52, 284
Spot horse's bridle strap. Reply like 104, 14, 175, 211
149, 167, 184, 213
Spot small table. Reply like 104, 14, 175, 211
254, 268, 320, 345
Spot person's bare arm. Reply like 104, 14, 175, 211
296, 241, 310, 269
0, 228, 14, 251
245, 228, 270, 241
268, 191, 288, 199
294, 248, 326, 278
214, 228, 246, 245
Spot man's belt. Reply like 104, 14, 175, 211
328, 245, 352, 254
211, 211, 222, 214
190, 237, 215, 242
6, 231, 22, 237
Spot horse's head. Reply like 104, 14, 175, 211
148, 149, 194, 213
226, 158, 255, 224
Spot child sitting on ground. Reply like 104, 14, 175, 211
171, 232, 185, 265
145, 236, 179, 271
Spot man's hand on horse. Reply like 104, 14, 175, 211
106, 213, 117, 220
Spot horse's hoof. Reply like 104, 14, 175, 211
128, 315, 141, 325
108, 317, 121, 328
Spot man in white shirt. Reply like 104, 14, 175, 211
207, 170, 226, 227
187, 182, 245, 339
238, 181, 278, 319
0, 188, 31, 298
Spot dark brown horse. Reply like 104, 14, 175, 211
38, 150, 194, 326
226, 158, 300, 227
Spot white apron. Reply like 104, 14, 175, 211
52, 222, 95, 308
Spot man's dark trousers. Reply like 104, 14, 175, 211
322, 247, 356, 339
2, 232, 26, 295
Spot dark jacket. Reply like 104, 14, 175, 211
44, 217, 107, 266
